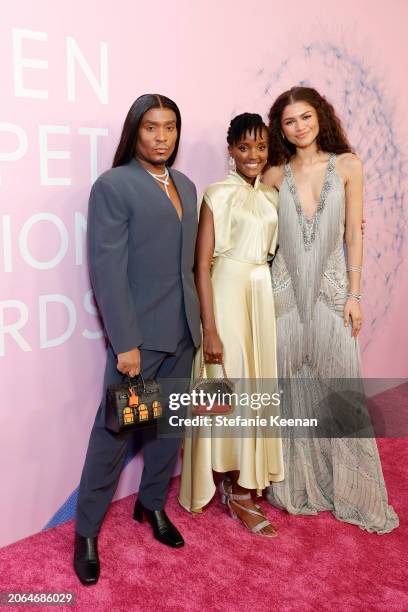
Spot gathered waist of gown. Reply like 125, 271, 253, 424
211, 256, 273, 291
213, 254, 269, 267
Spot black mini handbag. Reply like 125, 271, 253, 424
105, 374, 163, 434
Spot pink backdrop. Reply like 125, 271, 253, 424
1, 0, 407, 547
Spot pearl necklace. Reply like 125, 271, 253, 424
146, 167, 170, 197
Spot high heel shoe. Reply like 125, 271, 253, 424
219, 477, 251, 508
219, 477, 232, 505
219, 478, 277, 538
133, 498, 184, 548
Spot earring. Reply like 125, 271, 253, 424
228, 155, 236, 169
281, 133, 286, 140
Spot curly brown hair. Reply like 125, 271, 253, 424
268, 86, 354, 166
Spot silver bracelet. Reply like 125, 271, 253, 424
346, 266, 362, 273
347, 292, 361, 302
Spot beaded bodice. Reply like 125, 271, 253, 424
272, 153, 347, 322
284, 153, 337, 251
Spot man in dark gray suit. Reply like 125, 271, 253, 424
74, 94, 201, 585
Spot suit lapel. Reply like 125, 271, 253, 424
169, 168, 188, 226
168, 169, 197, 269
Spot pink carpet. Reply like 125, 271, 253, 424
0, 439, 406, 612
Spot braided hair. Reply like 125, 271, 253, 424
227, 113, 267, 146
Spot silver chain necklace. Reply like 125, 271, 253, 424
146, 167, 170, 197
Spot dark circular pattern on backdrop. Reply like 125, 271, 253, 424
252, 42, 407, 351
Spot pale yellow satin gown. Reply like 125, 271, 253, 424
179, 170, 284, 512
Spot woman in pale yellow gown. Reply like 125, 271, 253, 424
179, 113, 284, 537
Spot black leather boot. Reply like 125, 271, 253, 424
73, 533, 100, 585
133, 499, 184, 548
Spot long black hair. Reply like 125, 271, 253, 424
112, 94, 182, 168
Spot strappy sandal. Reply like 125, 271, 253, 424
219, 478, 277, 538
219, 478, 262, 510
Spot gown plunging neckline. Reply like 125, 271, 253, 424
286, 154, 334, 220
285, 153, 336, 250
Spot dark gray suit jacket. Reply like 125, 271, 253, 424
87, 158, 201, 354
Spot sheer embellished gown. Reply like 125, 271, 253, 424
179, 170, 284, 513
265, 153, 398, 533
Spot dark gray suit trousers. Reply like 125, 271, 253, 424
76, 324, 194, 538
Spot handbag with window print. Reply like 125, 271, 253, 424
105, 374, 163, 433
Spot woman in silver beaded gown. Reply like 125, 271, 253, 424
262, 86, 398, 534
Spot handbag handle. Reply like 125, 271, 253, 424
198, 359, 229, 382
125, 373, 146, 393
